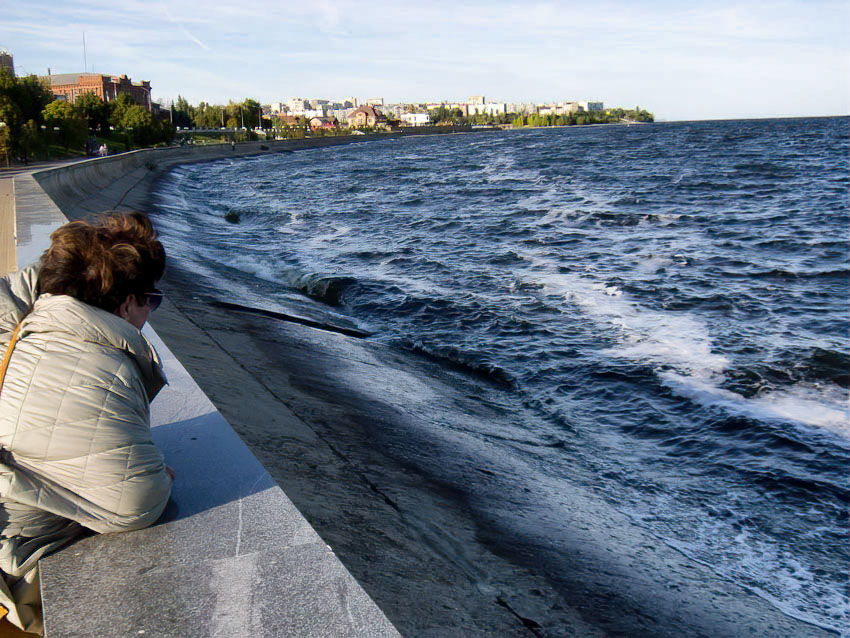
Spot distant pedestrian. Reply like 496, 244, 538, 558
231, 140, 235, 151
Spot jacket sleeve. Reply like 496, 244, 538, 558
2, 356, 173, 535
0, 265, 39, 340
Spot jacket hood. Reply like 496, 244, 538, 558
21, 294, 167, 400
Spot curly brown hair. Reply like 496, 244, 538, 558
38, 212, 165, 313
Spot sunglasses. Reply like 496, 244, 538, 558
144, 289, 163, 311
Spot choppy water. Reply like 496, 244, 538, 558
155, 117, 849, 632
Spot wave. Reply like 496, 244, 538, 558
531, 268, 731, 375
724, 268, 850, 281
521, 257, 849, 437
292, 273, 357, 306
401, 339, 515, 388
661, 372, 849, 437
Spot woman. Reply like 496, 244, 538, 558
0, 212, 173, 634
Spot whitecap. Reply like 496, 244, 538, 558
661, 373, 849, 437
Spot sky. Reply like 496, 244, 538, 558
1, 0, 848, 121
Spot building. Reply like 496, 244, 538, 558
469, 95, 485, 105
286, 97, 310, 112
365, 97, 384, 107
347, 105, 388, 128
400, 112, 430, 127
579, 101, 604, 112
468, 102, 506, 116
43, 73, 152, 110
309, 116, 339, 131
0, 50, 13, 77
448, 103, 469, 117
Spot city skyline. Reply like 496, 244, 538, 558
2, 0, 848, 122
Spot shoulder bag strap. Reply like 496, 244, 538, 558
0, 322, 23, 395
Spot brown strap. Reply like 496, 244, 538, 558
0, 322, 22, 395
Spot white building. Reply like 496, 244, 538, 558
332, 108, 356, 122
468, 102, 506, 116
400, 112, 430, 127
286, 97, 310, 113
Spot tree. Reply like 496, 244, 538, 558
242, 98, 261, 129
0, 121, 11, 167
173, 95, 193, 128
76, 92, 110, 134
42, 100, 87, 151
0, 71, 51, 160
109, 93, 136, 129
20, 119, 44, 161
10, 75, 51, 126
118, 104, 171, 147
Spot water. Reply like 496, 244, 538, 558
154, 117, 849, 633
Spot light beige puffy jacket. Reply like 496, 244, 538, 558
0, 266, 172, 634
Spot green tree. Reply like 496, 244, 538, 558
77, 92, 110, 134
0, 71, 53, 160
120, 104, 171, 147
242, 98, 261, 129
43, 100, 87, 151
20, 119, 44, 160
10, 75, 51, 126
173, 95, 193, 128
0, 120, 11, 167
109, 93, 136, 129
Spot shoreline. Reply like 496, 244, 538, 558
31, 139, 838, 637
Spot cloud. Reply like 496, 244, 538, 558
1, 0, 846, 118
161, 5, 211, 51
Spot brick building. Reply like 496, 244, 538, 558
42, 73, 152, 110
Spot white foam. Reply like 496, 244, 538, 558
662, 373, 850, 436
654, 508, 849, 634
534, 268, 730, 375
228, 253, 281, 283
521, 254, 850, 438
636, 255, 674, 272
